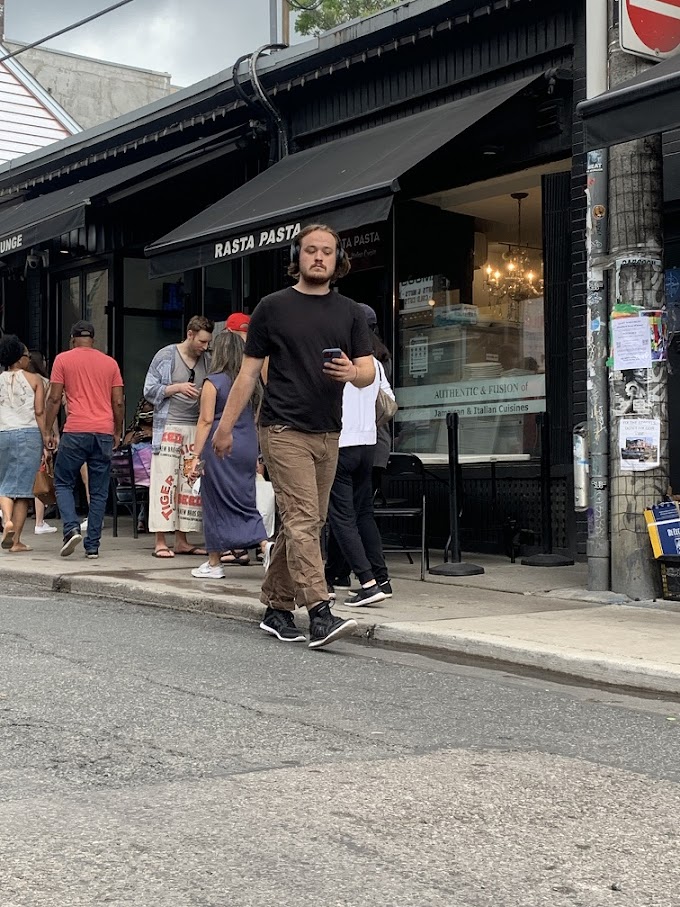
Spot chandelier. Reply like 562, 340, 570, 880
484, 192, 544, 302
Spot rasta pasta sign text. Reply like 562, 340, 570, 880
214, 223, 300, 260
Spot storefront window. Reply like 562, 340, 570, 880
85, 269, 108, 352
59, 276, 81, 352
394, 179, 551, 462
204, 260, 238, 325
123, 258, 184, 423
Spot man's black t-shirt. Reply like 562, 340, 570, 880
245, 286, 373, 432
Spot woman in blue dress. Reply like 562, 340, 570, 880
187, 330, 268, 579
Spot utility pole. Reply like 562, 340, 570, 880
585, 0, 610, 591
270, 0, 278, 43
607, 0, 667, 599
282, 0, 291, 46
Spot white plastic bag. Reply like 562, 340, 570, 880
256, 474, 276, 538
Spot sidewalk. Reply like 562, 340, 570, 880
3, 518, 680, 695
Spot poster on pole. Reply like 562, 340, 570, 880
618, 417, 660, 472
611, 315, 652, 370
611, 369, 652, 416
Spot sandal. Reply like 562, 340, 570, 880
220, 548, 251, 566
152, 547, 175, 558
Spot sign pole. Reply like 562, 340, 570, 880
429, 412, 484, 577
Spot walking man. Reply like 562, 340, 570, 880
45, 320, 125, 558
212, 223, 375, 649
144, 315, 213, 558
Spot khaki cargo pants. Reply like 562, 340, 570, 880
259, 425, 339, 610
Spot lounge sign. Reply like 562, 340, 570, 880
0, 232, 24, 255
214, 222, 300, 260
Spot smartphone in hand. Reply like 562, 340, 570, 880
322, 347, 343, 365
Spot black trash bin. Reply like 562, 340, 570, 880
658, 556, 680, 601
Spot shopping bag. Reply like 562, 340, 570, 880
256, 474, 276, 538
33, 455, 56, 506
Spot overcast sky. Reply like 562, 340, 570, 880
5, 1, 303, 87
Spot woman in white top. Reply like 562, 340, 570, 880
0, 335, 46, 552
325, 305, 396, 606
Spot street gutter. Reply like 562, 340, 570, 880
7, 567, 680, 699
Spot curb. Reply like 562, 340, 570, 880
5, 568, 680, 696
543, 588, 631, 605
370, 622, 680, 696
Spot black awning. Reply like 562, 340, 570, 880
577, 54, 680, 149
148, 195, 394, 279
146, 73, 545, 277
0, 133, 232, 257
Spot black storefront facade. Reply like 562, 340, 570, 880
0, 0, 588, 557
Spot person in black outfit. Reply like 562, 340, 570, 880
212, 224, 375, 649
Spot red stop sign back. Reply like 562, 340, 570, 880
626, 0, 680, 54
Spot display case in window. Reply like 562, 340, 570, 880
394, 275, 545, 461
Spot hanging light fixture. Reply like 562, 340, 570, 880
484, 192, 544, 303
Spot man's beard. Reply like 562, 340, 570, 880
300, 266, 331, 285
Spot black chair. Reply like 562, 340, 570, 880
109, 445, 148, 539
374, 452, 429, 580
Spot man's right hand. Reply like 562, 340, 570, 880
212, 427, 233, 459
175, 382, 200, 398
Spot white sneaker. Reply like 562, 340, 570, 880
80, 518, 88, 532
262, 541, 275, 573
191, 561, 225, 579
34, 522, 58, 535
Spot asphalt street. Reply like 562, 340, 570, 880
1, 582, 680, 907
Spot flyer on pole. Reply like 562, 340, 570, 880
618, 418, 660, 472
611, 316, 652, 370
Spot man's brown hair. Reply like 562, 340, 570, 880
186, 315, 214, 334
287, 223, 351, 281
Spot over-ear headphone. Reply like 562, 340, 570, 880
290, 235, 346, 268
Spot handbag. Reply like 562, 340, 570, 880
375, 361, 398, 428
33, 455, 56, 506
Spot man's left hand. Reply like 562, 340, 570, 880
323, 351, 357, 384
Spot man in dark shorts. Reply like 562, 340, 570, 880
212, 223, 375, 649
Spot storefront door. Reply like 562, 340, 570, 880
56, 266, 109, 356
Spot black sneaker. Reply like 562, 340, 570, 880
344, 584, 387, 607
259, 607, 306, 642
327, 581, 336, 599
308, 602, 357, 649
331, 575, 352, 590
60, 530, 82, 557
350, 580, 393, 598
85, 551, 99, 560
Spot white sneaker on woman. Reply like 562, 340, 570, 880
35, 522, 58, 535
191, 561, 225, 579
